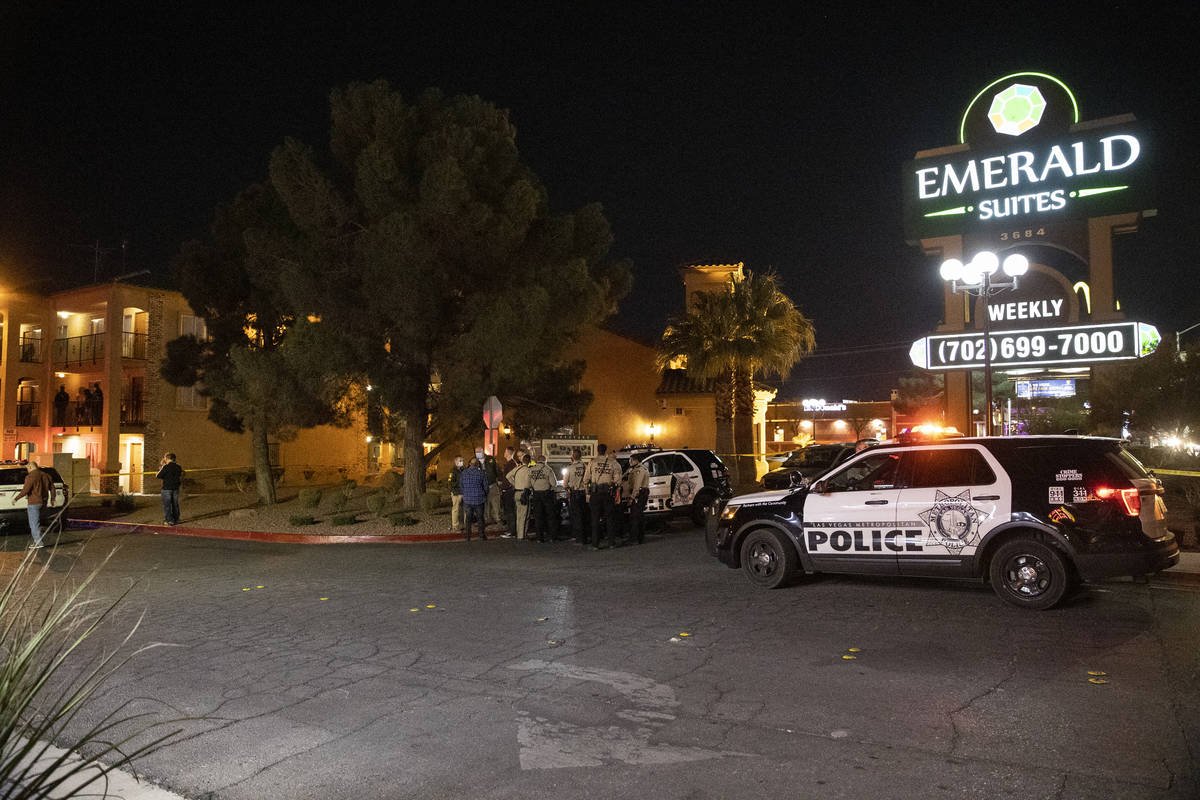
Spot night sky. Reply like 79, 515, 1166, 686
2, 4, 1197, 399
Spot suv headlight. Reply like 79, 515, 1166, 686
720, 505, 739, 521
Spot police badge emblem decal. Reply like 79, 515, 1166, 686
917, 489, 982, 550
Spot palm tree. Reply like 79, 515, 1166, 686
657, 290, 740, 460
728, 271, 815, 481
657, 269, 815, 484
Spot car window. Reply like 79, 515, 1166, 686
905, 448, 995, 488
784, 447, 844, 469
663, 454, 692, 473
0, 468, 25, 486
644, 456, 672, 477
822, 452, 902, 492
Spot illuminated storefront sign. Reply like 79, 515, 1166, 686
909, 321, 1160, 371
902, 72, 1155, 241
903, 124, 1149, 238
802, 398, 847, 412
1016, 379, 1077, 399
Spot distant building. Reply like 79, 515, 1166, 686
0, 282, 366, 493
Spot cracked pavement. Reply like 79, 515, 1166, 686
25, 526, 1200, 799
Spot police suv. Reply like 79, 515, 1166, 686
710, 436, 1179, 609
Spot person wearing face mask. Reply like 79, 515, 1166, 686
447, 455, 466, 532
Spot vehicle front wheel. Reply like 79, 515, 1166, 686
988, 537, 1070, 610
740, 529, 799, 589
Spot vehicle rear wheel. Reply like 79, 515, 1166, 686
740, 529, 799, 589
988, 537, 1070, 610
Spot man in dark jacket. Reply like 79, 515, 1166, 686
156, 452, 183, 525
15, 461, 57, 549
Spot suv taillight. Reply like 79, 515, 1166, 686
1096, 487, 1140, 516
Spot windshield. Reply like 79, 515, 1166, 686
783, 448, 843, 469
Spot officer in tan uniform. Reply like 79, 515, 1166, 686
624, 453, 651, 545
527, 457, 560, 543
563, 447, 590, 545
506, 454, 533, 540
584, 443, 623, 549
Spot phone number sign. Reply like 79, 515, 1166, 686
910, 321, 1160, 370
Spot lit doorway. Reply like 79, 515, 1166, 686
119, 434, 145, 493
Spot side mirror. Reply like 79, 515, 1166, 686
810, 480, 827, 494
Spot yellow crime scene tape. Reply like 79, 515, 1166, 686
1151, 468, 1200, 478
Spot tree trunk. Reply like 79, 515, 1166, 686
732, 363, 756, 487
400, 393, 427, 510
713, 368, 735, 467
251, 424, 277, 505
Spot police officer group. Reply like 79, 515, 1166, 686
449, 443, 649, 548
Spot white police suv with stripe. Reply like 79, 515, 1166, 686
709, 436, 1178, 609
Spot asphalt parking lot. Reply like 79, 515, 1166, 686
20, 525, 1200, 799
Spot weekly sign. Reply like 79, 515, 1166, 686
909, 321, 1161, 371
902, 73, 1155, 240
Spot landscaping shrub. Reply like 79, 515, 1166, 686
340, 478, 358, 499
365, 492, 388, 517
379, 470, 403, 491
329, 493, 349, 513
113, 491, 137, 514
388, 512, 419, 527
419, 492, 448, 511
299, 488, 322, 509
289, 515, 318, 526
330, 513, 358, 526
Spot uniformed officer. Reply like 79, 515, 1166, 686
584, 443, 623, 549
527, 457, 560, 543
506, 453, 533, 540
625, 453, 651, 545
563, 447, 590, 545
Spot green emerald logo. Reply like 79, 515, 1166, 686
987, 84, 1046, 136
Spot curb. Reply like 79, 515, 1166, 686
68, 518, 482, 545
1150, 569, 1200, 587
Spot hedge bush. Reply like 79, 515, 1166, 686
299, 489, 322, 509
289, 515, 318, 526
330, 513, 358, 526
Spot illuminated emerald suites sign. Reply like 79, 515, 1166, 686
902, 73, 1155, 241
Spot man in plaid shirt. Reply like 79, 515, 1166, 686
460, 456, 488, 542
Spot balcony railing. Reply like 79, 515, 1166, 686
52, 399, 106, 427
121, 393, 145, 426
16, 401, 40, 427
53, 334, 104, 368
121, 332, 148, 360
50, 333, 148, 367
19, 335, 42, 363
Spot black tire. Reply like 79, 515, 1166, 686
690, 491, 714, 527
740, 529, 799, 589
988, 537, 1070, 610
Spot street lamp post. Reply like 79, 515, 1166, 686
939, 251, 1028, 436
1177, 322, 1200, 354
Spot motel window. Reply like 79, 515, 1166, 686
179, 313, 208, 340
176, 385, 207, 410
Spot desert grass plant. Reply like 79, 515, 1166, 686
330, 513, 358, 527
0, 549, 181, 797
298, 489, 322, 509
288, 515, 318, 526
365, 493, 387, 518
